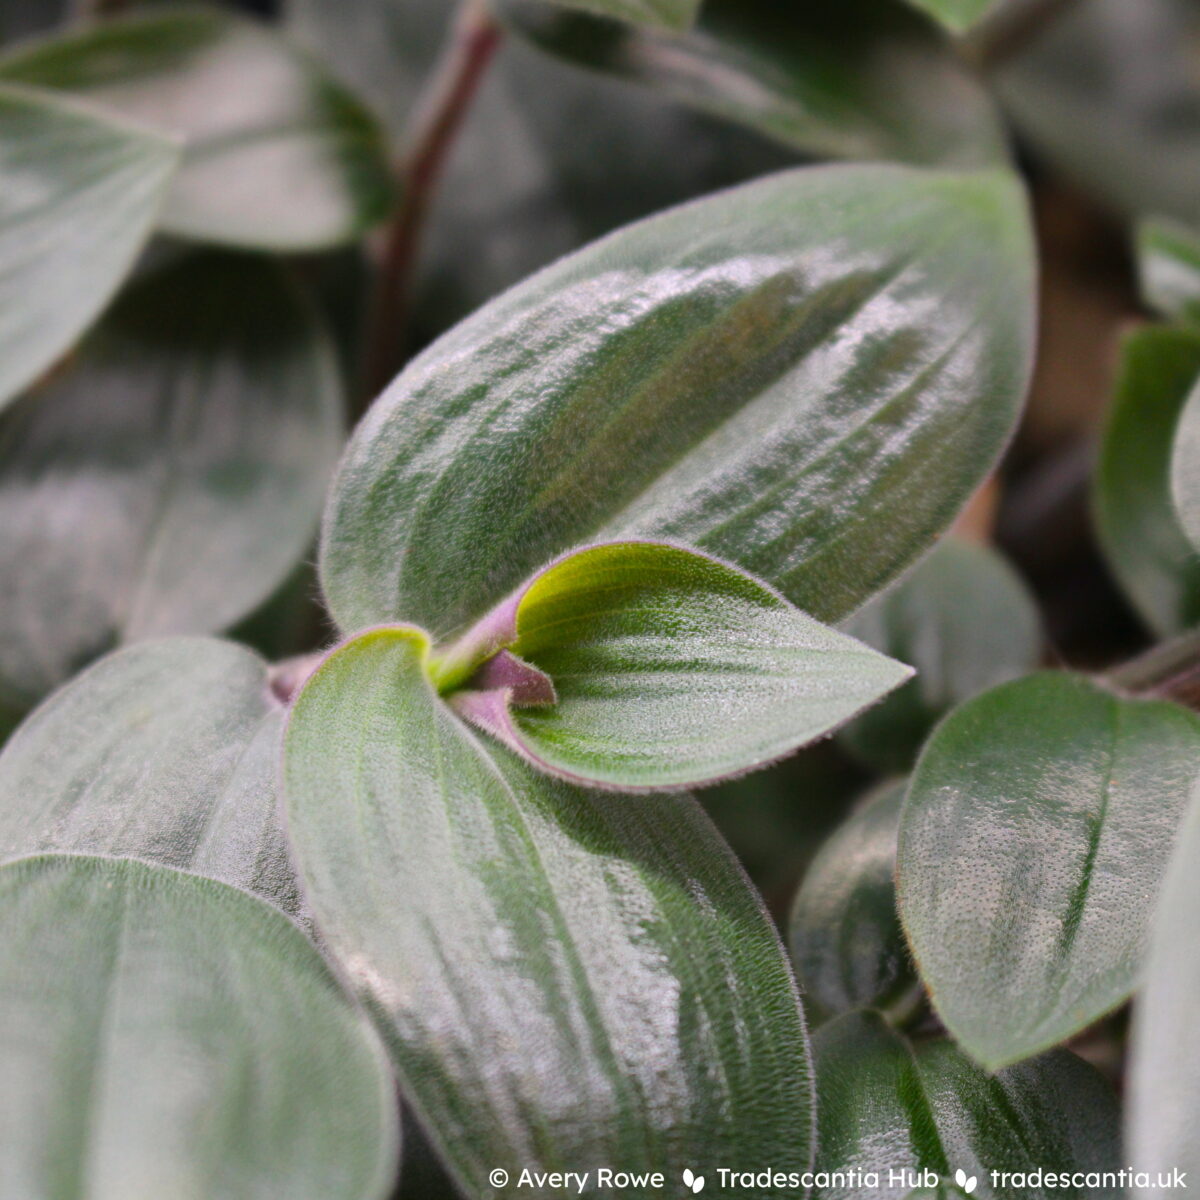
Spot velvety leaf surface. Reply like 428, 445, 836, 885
789, 782, 912, 1019
540, 0, 699, 31
901, 0, 1006, 34
0, 82, 177, 412
898, 672, 1200, 1069
1094, 325, 1200, 637
1129, 782, 1200, 1191
999, 0, 1200, 226
0, 638, 303, 917
498, 0, 1008, 167
0, 854, 398, 1200
0, 252, 342, 709
284, 627, 814, 1197
0, 6, 393, 249
1138, 219, 1200, 325
813, 1012, 1120, 1200
442, 542, 911, 791
321, 163, 1037, 637
1171, 379, 1200, 555
839, 538, 1041, 772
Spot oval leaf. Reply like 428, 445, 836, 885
813, 1011, 1120, 1200
0, 638, 303, 916
1129, 781, 1200, 1191
0, 82, 177, 412
0, 251, 342, 708
839, 537, 1041, 772
321, 162, 1037, 637
1171, 377, 1200, 555
0, 853, 398, 1199
789, 781, 913, 1019
284, 626, 814, 1195
1138, 218, 1200, 325
1094, 325, 1200, 637
898, 671, 1200, 1069
498, 0, 1008, 167
539, 0, 699, 31
440, 541, 911, 791
0, 6, 393, 250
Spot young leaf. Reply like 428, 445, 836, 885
0, 83, 177, 412
1094, 326, 1200, 637
1138, 219, 1200, 325
0, 854, 398, 1200
0, 252, 342, 708
1171, 380, 1200, 554
1129, 781, 1200, 1190
898, 672, 1200, 1069
439, 541, 911, 791
0, 6, 393, 250
538, 0, 699, 32
321, 163, 1037, 638
900, 0, 1009, 34
839, 538, 1041, 772
497, 0, 1008, 167
998, 0, 1200, 226
284, 627, 815, 1196
0, 638, 303, 917
813, 1012, 1120, 1200
789, 782, 913, 1019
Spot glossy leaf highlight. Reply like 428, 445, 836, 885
0, 854, 398, 1200
898, 672, 1200, 1068
0, 252, 342, 708
1171, 378, 1200, 555
0, 6, 393, 249
443, 541, 911, 791
284, 627, 815, 1196
0, 82, 177, 412
322, 163, 1037, 637
1138, 219, 1200, 325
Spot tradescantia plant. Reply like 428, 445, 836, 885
6, 0, 1200, 1197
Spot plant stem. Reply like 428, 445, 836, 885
359, 0, 503, 407
1107, 631, 1200, 709
966, 0, 1083, 70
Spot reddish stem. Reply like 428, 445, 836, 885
359, 0, 503, 406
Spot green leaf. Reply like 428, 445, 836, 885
0, 6, 394, 250
0, 82, 177, 412
813, 1011, 1120, 1200
789, 781, 912, 1019
998, 0, 1200, 226
839, 537, 1041, 772
0, 853, 398, 1199
1138, 219, 1200, 325
497, 0, 1009, 167
284, 626, 814, 1196
898, 671, 1200, 1069
321, 163, 1037, 637
538, 0, 700, 32
902, 0, 1007, 35
0, 638, 305, 917
1171, 378, 1200, 555
437, 541, 911, 791
1094, 325, 1200, 637
1129, 781, 1200, 1188
0, 251, 343, 708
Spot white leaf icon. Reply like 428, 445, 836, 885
955, 1169, 978, 1194
683, 1169, 695, 1188
692, 1177, 705, 1194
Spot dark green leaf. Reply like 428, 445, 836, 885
438, 541, 911, 791
839, 537, 1041, 772
0, 252, 342, 708
813, 1011, 1120, 1200
789, 781, 912, 1018
999, 0, 1200, 226
0, 82, 178, 412
1138, 219, 1200, 324
498, 0, 1009, 166
0, 638, 304, 917
321, 163, 1036, 637
1129, 781, 1200, 1187
1094, 325, 1200, 637
0, 853, 398, 1199
898, 671, 1200, 1069
0, 6, 394, 250
540, 0, 700, 32
284, 626, 814, 1196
